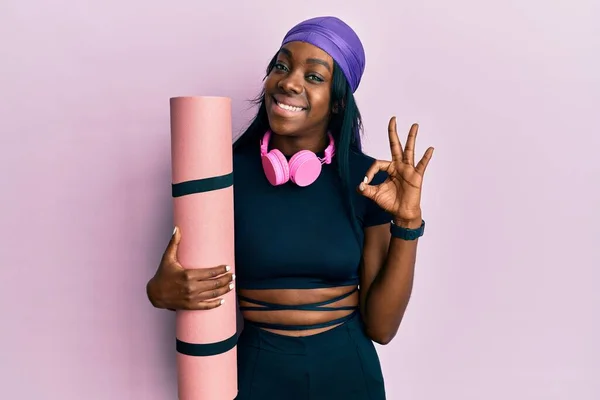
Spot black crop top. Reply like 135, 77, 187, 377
233, 140, 392, 291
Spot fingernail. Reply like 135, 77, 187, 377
363, 176, 368, 183
220, 299, 225, 305
172, 227, 177, 236
225, 265, 231, 272
359, 183, 365, 191
229, 283, 234, 290
232, 274, 236, 281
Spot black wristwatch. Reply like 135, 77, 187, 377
390, 219, 425, 241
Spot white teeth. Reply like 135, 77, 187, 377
277, 101, 304, 112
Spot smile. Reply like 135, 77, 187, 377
273, 97, 306, 112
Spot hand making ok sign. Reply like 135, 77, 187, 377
359, 117, 434, 226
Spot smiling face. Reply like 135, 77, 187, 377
264, 41, 334, 142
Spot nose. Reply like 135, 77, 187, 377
278, 71, 303, 95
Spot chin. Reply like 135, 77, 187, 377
267, 119, 302, 137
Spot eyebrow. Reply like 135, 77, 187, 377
279, 47, 331, 71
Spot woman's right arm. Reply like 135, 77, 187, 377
146, 226, 235, 311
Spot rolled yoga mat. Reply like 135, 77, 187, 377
170, 96, 238, 400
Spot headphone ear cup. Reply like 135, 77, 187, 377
261, 148, 290, 186
289, 151, 322, 187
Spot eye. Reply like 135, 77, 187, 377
274, 62, 288, 72
307, 74, 324, 83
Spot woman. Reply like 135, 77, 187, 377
147, 16, 434, 399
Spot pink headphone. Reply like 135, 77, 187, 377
260, 130, 336, 187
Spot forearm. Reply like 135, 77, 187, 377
363, 217, 421, 344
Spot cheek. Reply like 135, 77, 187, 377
264, 73, 277, 90
310, 95, 331, 117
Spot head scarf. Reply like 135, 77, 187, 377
281, 16, 366, 93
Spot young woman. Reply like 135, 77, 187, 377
147, 15, 434, 399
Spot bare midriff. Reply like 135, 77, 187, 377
238, 285, 359, 337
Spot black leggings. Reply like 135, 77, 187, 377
235, 313, 387, 399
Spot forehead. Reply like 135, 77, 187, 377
278, 41, 333, 70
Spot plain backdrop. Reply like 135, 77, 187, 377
1, 1, 599, 399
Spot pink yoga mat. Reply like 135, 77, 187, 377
170, 96, 237, 400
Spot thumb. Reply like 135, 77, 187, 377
163, 226, 181, 264
358, 180, 379, 201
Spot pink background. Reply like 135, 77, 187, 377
1, 1, 598, 399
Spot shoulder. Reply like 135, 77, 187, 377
232, 141, 268, 191
233, 141, 259, 169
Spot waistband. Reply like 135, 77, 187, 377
238, 287, 358, 331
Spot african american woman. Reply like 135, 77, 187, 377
146, 15, 434, 399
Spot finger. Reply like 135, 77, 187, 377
183, 264, 232, 281
404, 123, 419, 166
180, 274, 235, 308
388, 117, 404, 162
359, 159, 391, 200
162, 226, 181, 264
415, 147, 435, 175
358, 183, 379, 201
194, 278, 236, 302
189, 298, 226, 310
189, 272, 235, 293
362, 159, 392, 185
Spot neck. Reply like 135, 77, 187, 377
269, 131, 328, 156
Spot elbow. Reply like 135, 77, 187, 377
365, 326, 398, 346
370, 333, 396, 346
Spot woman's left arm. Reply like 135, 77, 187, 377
357, 117, 434, 345
359, 217, 422, 345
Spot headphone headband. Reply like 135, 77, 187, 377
260, 131, 336, 163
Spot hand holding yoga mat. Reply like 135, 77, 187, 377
170, 96, 238, 400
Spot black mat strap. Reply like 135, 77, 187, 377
172, 172, 233, 198
176, 331, 238, 357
